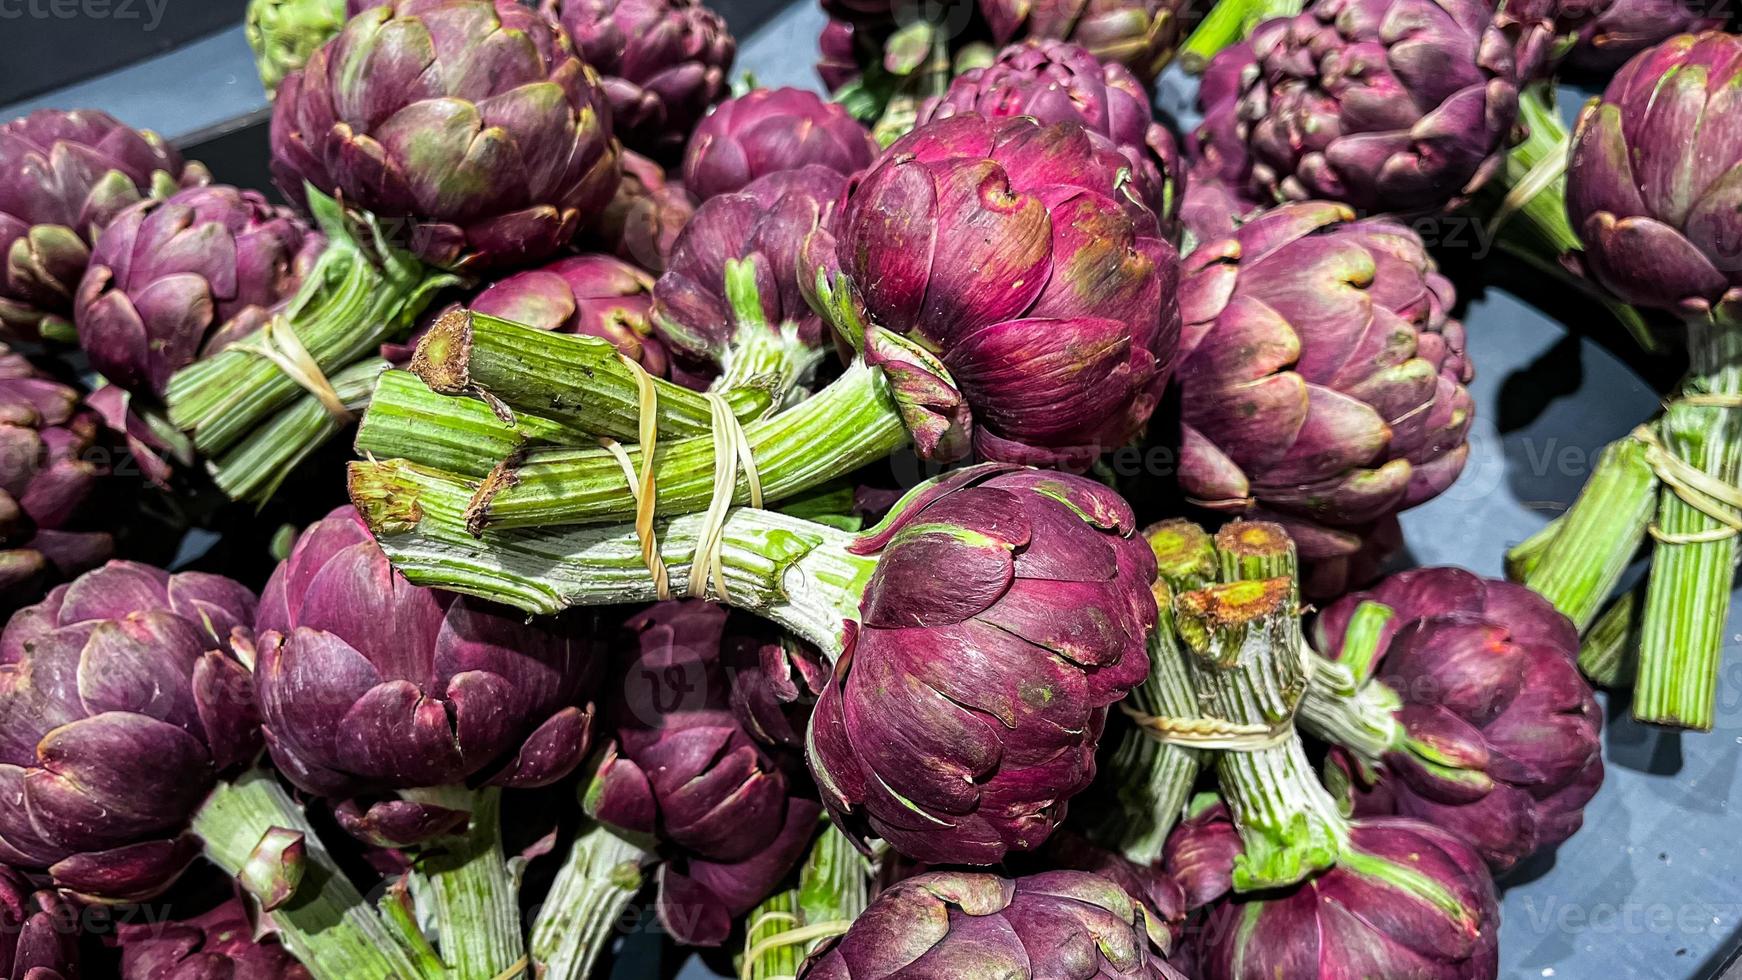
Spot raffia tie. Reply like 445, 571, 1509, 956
595, 354, 763, 602
232, 315, 351, 422
1119, 703, 1297, 751
1637, 393, 1742, 545
737, 914, 854, 980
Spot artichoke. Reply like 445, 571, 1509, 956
818, 18, 865, 92
654, 165, 844, 389
269, 0, 621, 272
1487, 0, 1606, 78
828, 113, 1180, 468
543, 0, 736, 158
0, 562, 260, 901
1191, 0, 1518, 216
1165, 800, 1500, 980
1566, 31, 1742, 315
254, 506, 602, 847
918, 40, 1183, 230
1, 865, 79, 979
801, 869, 1187, 979
590, 601, 823, 947
1565, 0, 1725, 70
75, 185, 324, 400
683, 87, 879, 201
246, 0, 349, 99
808, 466, 1156, 865
1175, 201, 1474, 573
1315, 567, 1604, 874
0, 345, 113, 607
469, 253, 668, 379
590, 149, 698, 274
0, 110, 211, 343
980, 0, 1187, 82
117, 893, 311, 979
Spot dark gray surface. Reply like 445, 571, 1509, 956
17, 1, 1742, 976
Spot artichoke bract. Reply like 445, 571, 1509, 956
801, 869, 1187, 979
1315, 567, 1604, 874
469, 253, 668, 379
817, 18, 864, 92
0, 346, 113, 607
654, 165, 844, 389
1191, 0, 1518, 216
255, 506, 602, 847
246, 0, 349, 99
807, 466, 1156, 865
1, 865, 79, 979
918, 40, 1183, 231
980, 0, 1186, 82
269, 0, 621, 272
76, 185, 325, 400
829, 113, 1180, 468
1566, 31, 1742, 316
0, 110, 211, 343
683, 87, 879, 202
1487, 0, 1605, 79
1165, 801, 1500, 980
117, 894, 311, 979
1175, 201, 1474, 570
0, 562, 260, 901
1565, 0, 1723, 70
543, 0, 736, 159
590, 601, 823, 947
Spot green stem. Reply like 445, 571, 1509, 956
1171, 523, 1346, 892
1633, 315, 1742, 730
740, 823, 871, 980
1581, 584, 1642, 688
360, 360, 911, 531
1506, 516, 1561, 581
165, 189, 457, 458
404, 787, 523, 979
1517, 433, 1658, 632
527, 820, 650, 980
1490, 85, 1659, 352
410, 311, 777, 440
355, 370, 592, 476
350, 459, 876, 655
192, 771, 438, 980
1179, 0, 1303, 70
1296, 603, 1405, 762
210, 358, 389, 503
1096, 578, 1202, 865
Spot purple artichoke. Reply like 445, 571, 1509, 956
1565, 0, 1725, 70
807, 465, 1156, 865
1315, 567, 1604, 874
918, 40, 1183, 231
0, 110, 211, 343
801, 869, 1187, 979
653, 165, 845, 388
980, 0, 1186, 82
75, 185, 324, 400
590, 149, 698, 274
0, 346, 113, 607
254, 506, 602, 847
723, 616, 827, 750
828, 113, 1180, 468
682, 87, 879, 202
1566, 32, 1742, 316
817, 18, 865, 92
117, 894, 311, 980
1, 865, 79, 979
543, 0, 736, 158
470, 253, 669, 379
269, 0, 622, 272
1175, 201, 1474, 569
1164, 801, 1499, 980
1192, 0, 1518, 216
1488, 0, 1608, 78
589, 601, 823, 947
0, 562, 260, 901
